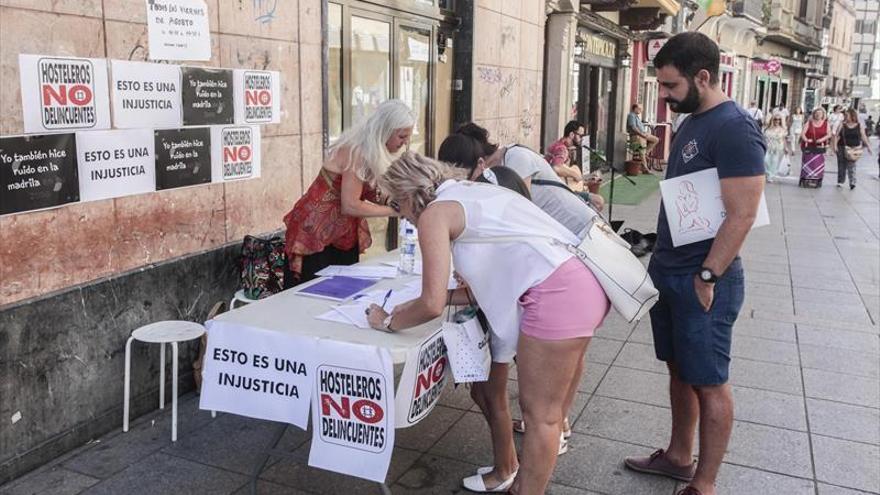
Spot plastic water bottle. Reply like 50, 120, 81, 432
398, 220, 418, 274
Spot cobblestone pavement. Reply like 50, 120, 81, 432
2, 144, 878, 495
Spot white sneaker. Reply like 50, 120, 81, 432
837, 183, 843, 188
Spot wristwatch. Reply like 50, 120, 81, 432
699, 267, 719, 283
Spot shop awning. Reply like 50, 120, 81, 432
634, 0, 680, 16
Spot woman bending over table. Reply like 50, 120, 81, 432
282, 100, 414, 286
366, 152, 610, 494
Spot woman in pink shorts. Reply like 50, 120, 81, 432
365, 152, 610, 494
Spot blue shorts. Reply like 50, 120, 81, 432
648, 259, 745, 386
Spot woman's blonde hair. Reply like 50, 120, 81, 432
379, 152, 467, 217
330, 99, 416, 184
811, 107, 826, 120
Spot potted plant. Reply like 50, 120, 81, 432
625, 140, 646, 176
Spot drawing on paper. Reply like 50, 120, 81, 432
675, 180, 715, 235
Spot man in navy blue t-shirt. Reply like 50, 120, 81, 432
623, 33, 766, 495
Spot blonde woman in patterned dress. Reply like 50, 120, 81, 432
764, 113, 791, 181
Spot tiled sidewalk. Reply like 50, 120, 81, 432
2, 153, 878, 495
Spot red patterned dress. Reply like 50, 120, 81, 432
283, 169, 374, 282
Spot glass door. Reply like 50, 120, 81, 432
396, 24, 432, 154
350, 13, 392, 125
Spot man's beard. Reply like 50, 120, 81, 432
666, 78, 701, 114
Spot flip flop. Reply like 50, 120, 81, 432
462, 470, 517, 493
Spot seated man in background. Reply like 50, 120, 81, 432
627, 103, 659, 156
545, 120, 605, 210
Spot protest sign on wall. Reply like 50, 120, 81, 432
309, 341, 395, 483
233, 70, 281, 124
210, 125, 261, 182
394, 328, 448, 428
75, 129, 156, 202
154, 127, 211, 190
0, 134, 79, 215
199, 320, 316, 428
19, 55, 111, 134
110, 60, 182, 129
181, 67, 233, 125
146, 0, 211, 61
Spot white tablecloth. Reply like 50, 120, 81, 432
214, 251, 441, 363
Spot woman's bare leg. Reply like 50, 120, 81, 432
510, 334, 590, 494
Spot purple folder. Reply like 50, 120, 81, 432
296, 276, 378, 301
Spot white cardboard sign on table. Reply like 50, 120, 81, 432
146, 0, 211, 61
233, 70, 281, 124
199, 320, 315, 429
19, 54, 112, 134
75, 129, 156, 202
209, 125, 261, 181
659, 167, 770, 247
110, 60, 182, 128
394, 328, 448, 428
308, 340, 395, 483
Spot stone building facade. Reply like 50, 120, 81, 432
0, 0, 549, 483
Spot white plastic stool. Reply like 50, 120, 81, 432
230, 289, 260, 310
123, 320, 207, 442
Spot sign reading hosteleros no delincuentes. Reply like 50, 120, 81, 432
154, 127, 211, 190
210, 125, 261, 182
309, 341, 395, 483
233, 70, 281, 124
0, 133, 79, 215
394, 328, 448, 428
19, 54, 111, 133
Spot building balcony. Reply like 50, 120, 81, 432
730, 0, 764, 23
763, 0, 822, 51
583, 0, 680, 15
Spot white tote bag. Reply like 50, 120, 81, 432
777, 154, 791, 176
459, 215, 659, 323
557, 216, 658, 322
440, 306, 491, 383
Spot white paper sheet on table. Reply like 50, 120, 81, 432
315, 286, 423, 329
316, 265, 399, 278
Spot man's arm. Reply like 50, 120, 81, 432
702, 175, 765, 275
553, 163, 582, 180
694, 175, 764, 311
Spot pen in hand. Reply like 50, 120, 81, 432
381, 289, 393, 310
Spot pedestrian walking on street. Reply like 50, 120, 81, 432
789, 107, 805, 146
764, 114, 792, 180
799, 107, 832, 188
833, 108, 872, 190
745, 101, 763, 126
622, 32, 766, 495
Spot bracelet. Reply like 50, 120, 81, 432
381, 314, 394, 333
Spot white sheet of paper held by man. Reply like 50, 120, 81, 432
660, 168, 769, 247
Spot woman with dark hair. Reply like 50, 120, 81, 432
833, 108, 872, 190
438, 123, 602, 239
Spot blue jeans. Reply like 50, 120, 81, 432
648, 259, 745, 386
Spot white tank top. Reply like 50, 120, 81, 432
432, 180, 578, 361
